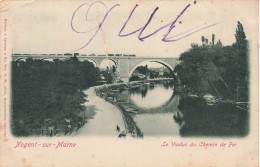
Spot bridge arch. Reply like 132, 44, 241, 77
15, 58, 27, 62
99, 58, 117, 69
41, 58, 54, 62
128, 59, 174, 79
80, 58, 98, 67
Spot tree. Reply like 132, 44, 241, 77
211, 34, 215, 45
235, 21, 247, 45
101, 71, 113, 83
232, 21, 248, 101
112, 65, 116, 73
11, 58, 101, 136
136, 65, 149, 75
175, 30, 247, 99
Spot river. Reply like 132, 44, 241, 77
119, 81, 181, 136
77, 81, 248, 138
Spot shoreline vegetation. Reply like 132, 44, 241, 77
175, 21, 249, 103
11, 57, 101, 137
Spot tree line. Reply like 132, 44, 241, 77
130, 65, 173, 81
11, 57, 101, 136
174, 21, 249, 102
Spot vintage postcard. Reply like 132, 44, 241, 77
0, 0, 259, 166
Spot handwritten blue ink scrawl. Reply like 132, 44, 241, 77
70, 1, 219, 52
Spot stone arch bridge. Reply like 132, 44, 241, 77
12, 54, 179, 82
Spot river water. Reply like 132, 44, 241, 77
120, 81, 181, 136
78, 81, 248, 137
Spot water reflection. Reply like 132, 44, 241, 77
162, 80, 174, 89
116, 81, 248, 137
177, 97, 249, 137
134, 113, 179, 136
173, 111, 183, 126
149, 83, 155, 90
129, 85, 149, 98
128, 82, 174, 109
117, 81, 181, 136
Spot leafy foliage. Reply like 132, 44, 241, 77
11, 58, 101, 136
175, 21, 249, 101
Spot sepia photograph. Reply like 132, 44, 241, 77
11, 22, 249, 138
0, 0, 259, 166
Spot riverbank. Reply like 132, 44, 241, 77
74, 87, 126, 137
93, 83, 147, 138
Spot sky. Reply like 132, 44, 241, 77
7, 0, 258, 58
